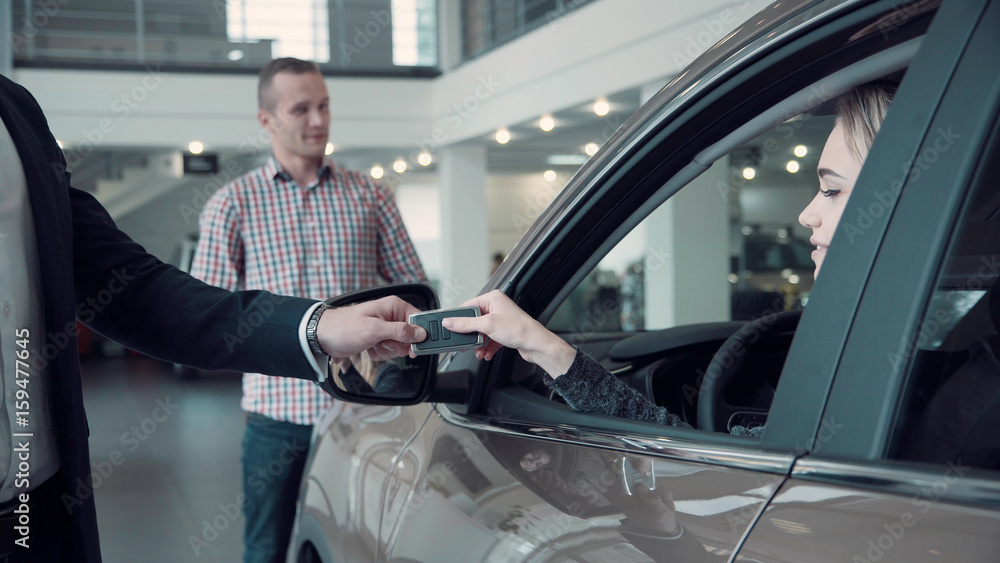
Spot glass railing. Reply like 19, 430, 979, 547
461, 0, 596, 61
9, 0, 438, 75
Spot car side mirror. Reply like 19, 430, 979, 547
316, 283, 440, 406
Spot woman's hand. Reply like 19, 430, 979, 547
441, 290, 576, 377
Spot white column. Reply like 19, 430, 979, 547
638, 81, 730, 328
439, 144, 489, 307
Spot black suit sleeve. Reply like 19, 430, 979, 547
69, 187, 318, 380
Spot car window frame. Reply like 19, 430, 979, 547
441, 0, 942, 465
791, 0, 1000, 505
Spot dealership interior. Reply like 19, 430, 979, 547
0, 0, 848, 560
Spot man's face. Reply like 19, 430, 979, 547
258, 71, 330, 160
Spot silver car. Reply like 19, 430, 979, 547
290, 0, 1000, 560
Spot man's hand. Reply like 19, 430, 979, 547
316, 296, 427, 361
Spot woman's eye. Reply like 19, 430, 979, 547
819, 188, 842, 198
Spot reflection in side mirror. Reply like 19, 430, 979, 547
315, 283, 439, 406
329, 353, 422, 400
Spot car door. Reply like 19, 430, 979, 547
737, 0, 1000, 560
374, 1, 945, 561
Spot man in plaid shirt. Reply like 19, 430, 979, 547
190, 57, 426, 563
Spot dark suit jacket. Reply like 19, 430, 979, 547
0, 74, 319, 561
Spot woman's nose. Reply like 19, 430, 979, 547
799, 193, 822, 229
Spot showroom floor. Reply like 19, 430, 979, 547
80, 356, 247, 563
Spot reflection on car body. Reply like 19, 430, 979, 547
288, 0, 1000, 561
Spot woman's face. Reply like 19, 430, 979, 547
798, 121, 865, 278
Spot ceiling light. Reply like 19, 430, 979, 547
227, 49, 244, 61
593, 98, 610, 117
188, 141, 204, 155
546, 154, 588, 165
325, 142, 335, 156
417, 152, 432, 166
393, 159, 407, 174
495, 128, 510, 144
742, 166, 756, 180
786, 160, 800, 173
539, 115, 555, 132
371, 165, 384, 179
777, 228, 788, 239
584, 142, 599, 156
794, 145, 808, 157
788, 274, 801, 284
543, 170, 557, 182
741, 226, 753, 235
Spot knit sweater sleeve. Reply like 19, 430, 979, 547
542, 348, 690, 429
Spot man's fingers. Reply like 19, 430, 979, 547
385, 320, 427, 342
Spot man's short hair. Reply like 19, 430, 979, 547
258, 57, 321, 112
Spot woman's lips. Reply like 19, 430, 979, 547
811, 243, 828, 262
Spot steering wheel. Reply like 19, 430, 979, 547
697, 310, 802, 432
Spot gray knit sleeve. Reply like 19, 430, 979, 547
542, 348, 690, 429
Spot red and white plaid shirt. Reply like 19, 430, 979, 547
190, 156, 426, 425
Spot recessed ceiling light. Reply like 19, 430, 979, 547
742, 166, 756, 180
393, 159, 407, 173
593, 98, 610, 117
188, 141, 204, 154
584, 142, 599, 156
495, 128, 510, 144
543, 170, 557, 182
786, 160, 800, 173
417, 152, 432, 166
371, 165, 384, 179
539, 115, 555, 132
325, 142, 335, 155
794, 145, 808, 157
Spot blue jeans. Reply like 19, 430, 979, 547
242, 413, 312, 563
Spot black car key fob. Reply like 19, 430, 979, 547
409, 306, 484, 355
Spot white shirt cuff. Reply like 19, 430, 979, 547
299, 301, 327, 382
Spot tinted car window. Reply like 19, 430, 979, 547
891, 123, 1000, 471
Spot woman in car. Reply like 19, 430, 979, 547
442, 80, 898, 435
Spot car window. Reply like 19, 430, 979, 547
546, 114, 833, 336
889, 124, 1000, 471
